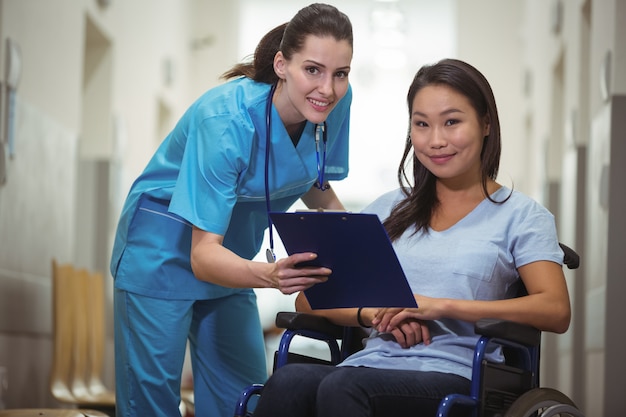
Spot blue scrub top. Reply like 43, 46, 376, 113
111, 77, 351, 299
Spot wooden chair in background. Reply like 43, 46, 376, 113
50, 260, 115, 416
70, 267, 115, 407
49, 260, 77, 405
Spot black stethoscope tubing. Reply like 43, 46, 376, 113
264, 82, 328, 263
264, 83, 278, 262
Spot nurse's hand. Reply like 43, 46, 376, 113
272, 253, 331, 295
190, 227, 330, 292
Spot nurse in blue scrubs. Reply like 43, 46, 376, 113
109, 4, 354, 417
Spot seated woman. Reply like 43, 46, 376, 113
251, 58, 571, 417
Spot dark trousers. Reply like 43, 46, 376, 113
252, 363, 471, 417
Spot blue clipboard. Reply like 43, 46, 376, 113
269, 211, 417, 310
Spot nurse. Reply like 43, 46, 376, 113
109, 3, 353, 417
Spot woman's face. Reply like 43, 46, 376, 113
409, 84, 489, 185
273, 35, 352, 127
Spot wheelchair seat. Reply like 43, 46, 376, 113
234, 243, 584, 417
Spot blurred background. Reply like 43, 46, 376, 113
0, 0, 625, 415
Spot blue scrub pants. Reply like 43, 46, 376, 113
114, 288, 268, 417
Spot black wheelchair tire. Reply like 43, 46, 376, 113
503, 387, 585, 417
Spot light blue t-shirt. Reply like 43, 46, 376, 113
110, 77, 351, 299
339, 186, 563, 380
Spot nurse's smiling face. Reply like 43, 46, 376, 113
273, 35, 352, 130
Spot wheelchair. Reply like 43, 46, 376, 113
234, 243, 584, 417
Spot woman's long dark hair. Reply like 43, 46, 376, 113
384, 58, 505, 241
222, 3, 353, 84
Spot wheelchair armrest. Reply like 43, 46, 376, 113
275, 311, 345, 339
475, 318, 541, 347
559, 242, 580, 270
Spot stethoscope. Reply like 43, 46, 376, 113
264, 82, 329, 263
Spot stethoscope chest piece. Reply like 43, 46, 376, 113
266, 248, 276, 263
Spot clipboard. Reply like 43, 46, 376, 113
269, 211, 417, 309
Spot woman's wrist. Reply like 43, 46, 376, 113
357, 307, 371, 328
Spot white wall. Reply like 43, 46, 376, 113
509, 0, 626, 415
0, 0, 237, 408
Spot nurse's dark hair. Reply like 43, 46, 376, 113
384, 58, 507, 241
222, 3, 353, 84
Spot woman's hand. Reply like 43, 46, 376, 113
372, 296, 439, 329
271, 252, 331, 295
371, 306, 432, 348
388, 318, 431, 348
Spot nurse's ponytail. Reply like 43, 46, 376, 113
222, 23, 286, 84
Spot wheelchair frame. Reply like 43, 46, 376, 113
234, 244, 584, 417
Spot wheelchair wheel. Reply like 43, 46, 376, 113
504, 387, 585, 417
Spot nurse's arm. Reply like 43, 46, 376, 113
300, 184, 345, 211
190, 227, 331, 294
